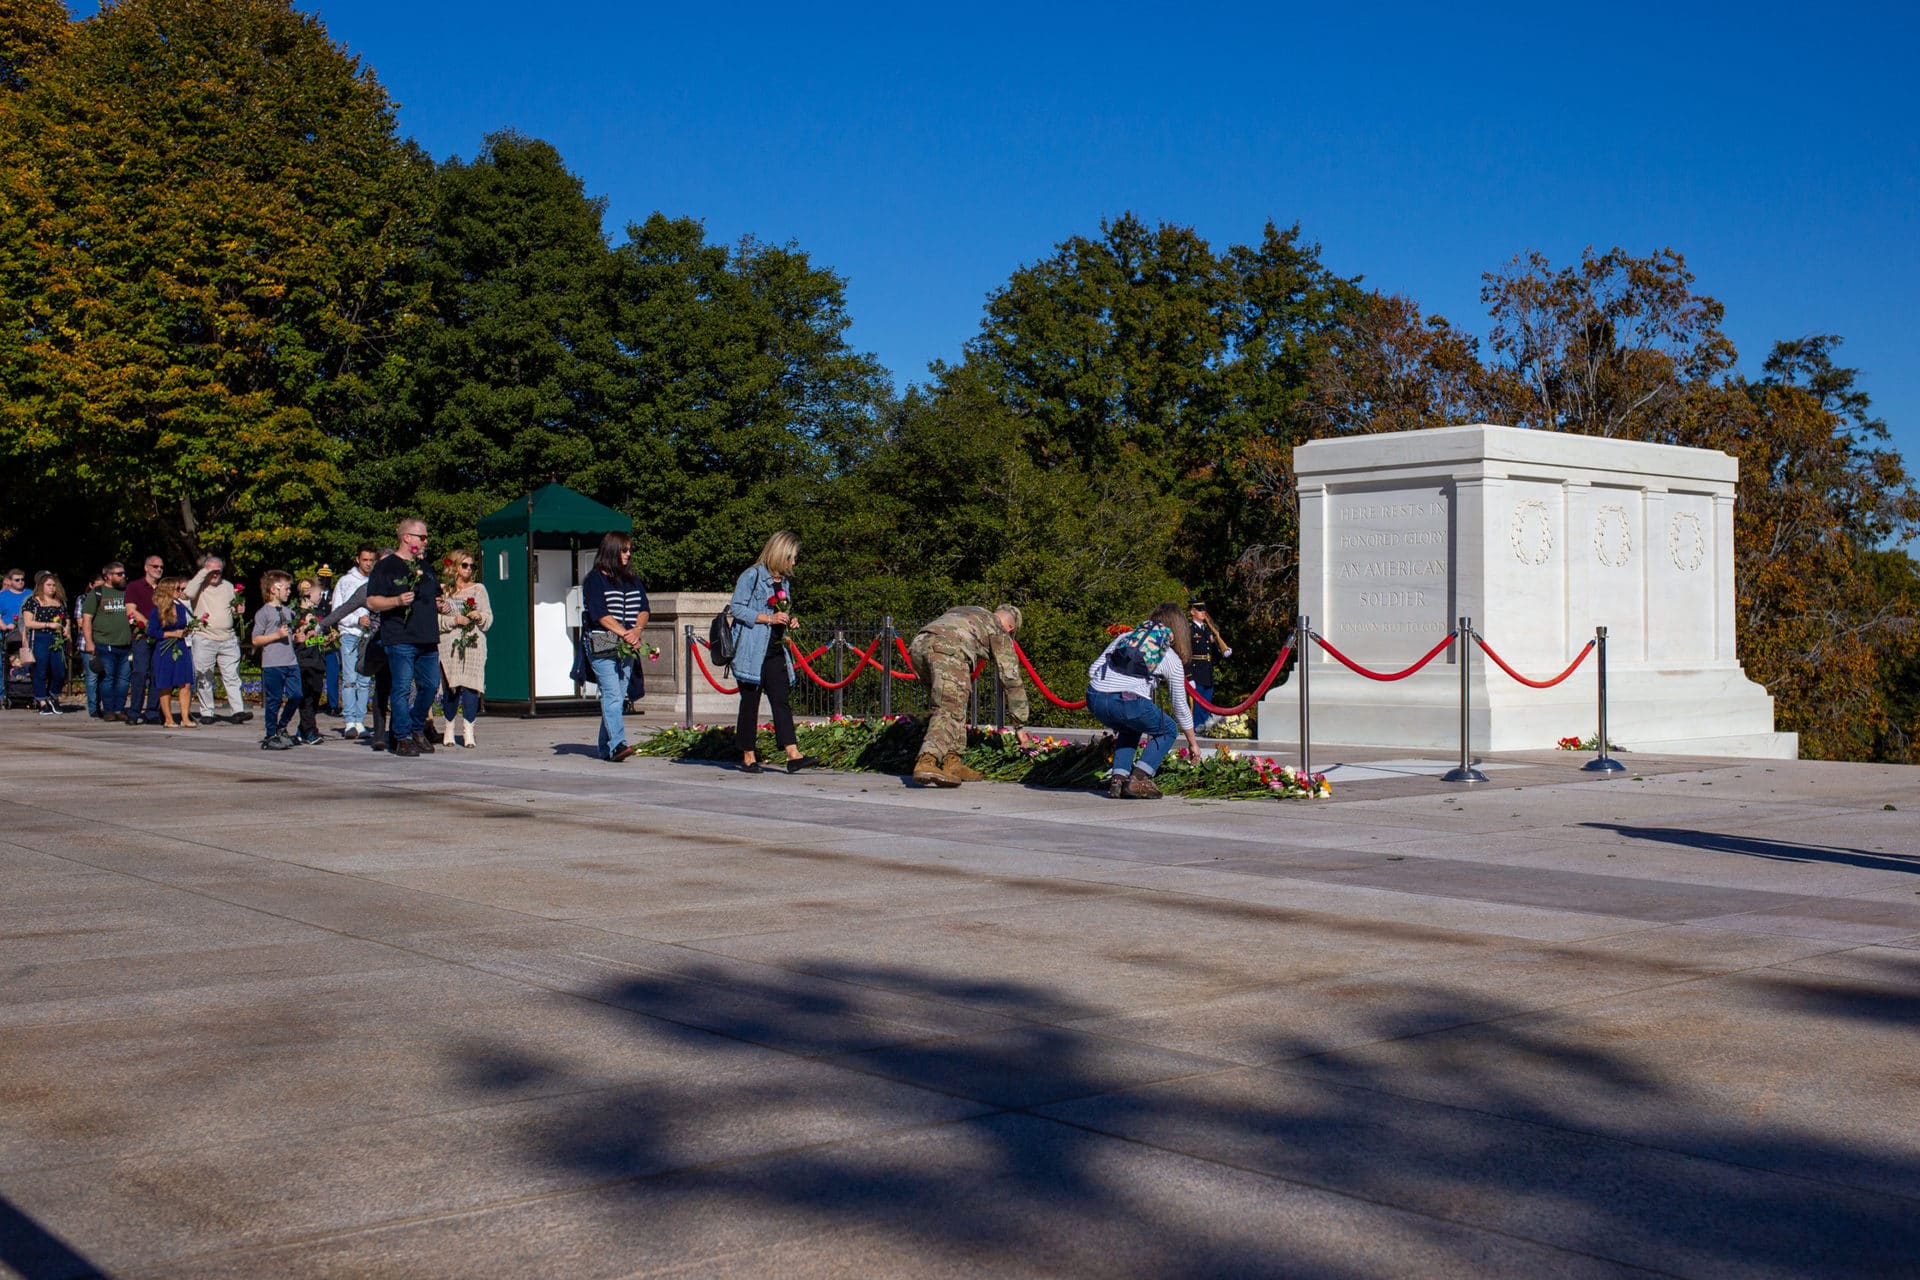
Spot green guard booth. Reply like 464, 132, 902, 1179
478, 485, 634, 711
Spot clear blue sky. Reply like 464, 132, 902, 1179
72, 2, 1920, 491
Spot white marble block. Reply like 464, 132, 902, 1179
1257, 424, 1796, 759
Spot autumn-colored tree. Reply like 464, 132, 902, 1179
0, 0, 67, 91
1482, 246, 1736, 438
1230, 291, 1497, 626
1664, 338, 1920, 759
0, 0, 429, 572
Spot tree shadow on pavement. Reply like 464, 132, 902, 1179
1584, 821, 1920, 876
449, 956, 1920, 1276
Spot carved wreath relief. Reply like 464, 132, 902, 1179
1668, 511, 1705, 572
1593, 505, 1633, 568
1509, 499, 1553, 565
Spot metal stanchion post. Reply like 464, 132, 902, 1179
682, 625, 694, 727
832, 628, 845, 720
1583, 625, 1625, 773
1297, 614, 1312, 782
880, 616, 893, 719
969, 662, 979, 728
1441, 617, 1489, 783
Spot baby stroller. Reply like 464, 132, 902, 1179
3, 642, 35, 710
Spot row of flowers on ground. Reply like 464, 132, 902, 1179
638, 714, 1332, 799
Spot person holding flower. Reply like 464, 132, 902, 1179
436, 548, 492, 749
726, 530, 816, 775
20, 571, 71, 715
581, 532, 648, 762
150, 576, 197, 728
1086, 602, 1202, 799
365, 518, 442, 758
288, 578, 330, 745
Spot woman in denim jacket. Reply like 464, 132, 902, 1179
726, 530, 817, 775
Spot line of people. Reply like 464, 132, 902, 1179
1, 518, 493, 755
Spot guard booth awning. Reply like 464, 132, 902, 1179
479, 485, 634, 706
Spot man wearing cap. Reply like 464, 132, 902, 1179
1187, 599, 1232, 731
906, 604, 1031, 787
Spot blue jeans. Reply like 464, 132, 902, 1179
338, 632, 372, 725
261, 665, 299, 738
324, 649, 341, 711
29, 631, 66, 700
383, 642, 440, 741
82, 650, 99, 714
127, 635, 160, 719
1088, 688, 1179, 778
590, 654, 633, 758
444, 685, 480, 721
96, 645, 131, 714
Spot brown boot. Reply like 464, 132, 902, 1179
1123, 767, 1163, 800
913, 753, 960, 787
942, 752, 984, 783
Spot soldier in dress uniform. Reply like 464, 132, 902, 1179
906, 603, 1031, 786
1187, 599, 1232, 731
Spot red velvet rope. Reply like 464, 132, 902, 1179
688, 639, 739, 694
1473, 634, 1595, 688
788, 637, 882, 690
1009, 638, 1088, 710
1312, 631, 1457, 681
1186, 642, 1294, 716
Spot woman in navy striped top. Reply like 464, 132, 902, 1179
582, 532, 650, 762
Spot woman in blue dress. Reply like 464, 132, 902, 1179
151, 577, 198, 727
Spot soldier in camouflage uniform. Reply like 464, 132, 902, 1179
907, 604, 1031, 786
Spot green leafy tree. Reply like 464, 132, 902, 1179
345, 131, 623, 548
604, 213, 891, 590
941, 215, 1357, 691
0, 0, 429, 572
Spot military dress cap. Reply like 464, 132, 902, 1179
996, 603, 1022, 631
1190, 599, 1208, 609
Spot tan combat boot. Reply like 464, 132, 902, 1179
913, 753, 960, 787
942, 752, 985, 783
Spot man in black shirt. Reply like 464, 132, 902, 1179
365, 518, 442, 757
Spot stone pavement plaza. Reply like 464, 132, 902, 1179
3, 715, 1918, 1279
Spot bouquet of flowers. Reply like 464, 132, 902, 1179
169, 613, 208, 660
293, 605, 335, 651
230, 585, 247, 625
616, 635, 660, 662
451, 596, 483, 659
771, 584, 797, 633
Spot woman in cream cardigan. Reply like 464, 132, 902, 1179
436, 549, 492, 748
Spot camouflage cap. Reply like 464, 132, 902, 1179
995, 603, 1022, 631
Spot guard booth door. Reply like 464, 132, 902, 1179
531, 547, 604, 698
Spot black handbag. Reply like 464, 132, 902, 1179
355, 618, 379, 676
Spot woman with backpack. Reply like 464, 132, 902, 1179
725, 531, 817, 775
1086, 602, 1202, 799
